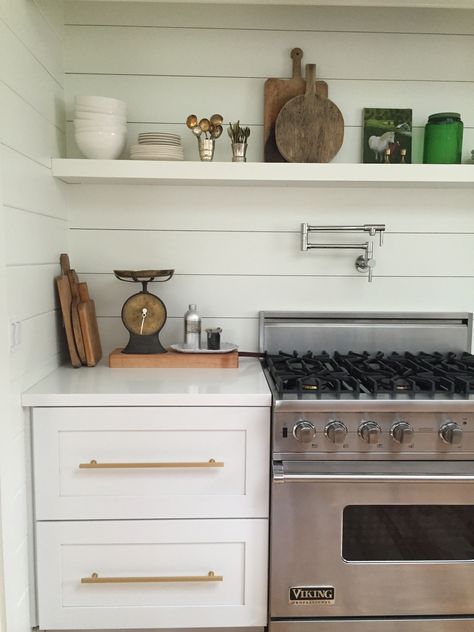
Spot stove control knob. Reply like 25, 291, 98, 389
358, 421, 381, 445
439, 421, 463, 445
390, 421, 414, 444
293, 420, 316, 443
325, 420, 347, 444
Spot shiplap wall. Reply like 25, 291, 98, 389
0, 115, 9, 632
0, 1, 65, 630
64, 2, 474, 353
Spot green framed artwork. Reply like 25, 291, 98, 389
363, 108, 412, 164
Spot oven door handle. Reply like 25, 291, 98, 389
272, 462, 474, 483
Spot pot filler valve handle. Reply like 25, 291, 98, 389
301, 223, 386, 283
355, 241, 376, 282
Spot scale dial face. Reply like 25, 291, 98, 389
121, 291, 166, 336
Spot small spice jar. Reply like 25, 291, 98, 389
423, 112, 463, 164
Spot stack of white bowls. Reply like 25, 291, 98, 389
74, 96, 127, 159
130, 132, 184, 161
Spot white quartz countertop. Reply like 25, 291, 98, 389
22, 358, 272, 407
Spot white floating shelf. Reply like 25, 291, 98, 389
51, 159, 474, 188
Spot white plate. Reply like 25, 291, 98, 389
131, 144, 183, 151
131, 151, 184, 157
138, 139, 181, 143
138, 136, 181, 140
131, 152, 184, 157
138, 131, 180, 135
131, 152, 183, 156
138, 140, 182, 146
138, 134, 181, 140
131, 147, 183, 153
170, 342, 238, 354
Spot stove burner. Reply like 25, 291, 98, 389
265, 351, 474, 399
267, 352, 364, 399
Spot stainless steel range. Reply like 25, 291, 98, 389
260, 312, 474, 632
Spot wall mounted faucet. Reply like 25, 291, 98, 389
301, 223, 386, 282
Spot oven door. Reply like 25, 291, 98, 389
270, 460, 474, 619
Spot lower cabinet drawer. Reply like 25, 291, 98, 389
36, 519, 268, 630
32, 406, 269, 520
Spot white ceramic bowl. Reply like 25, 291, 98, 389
75, 94, 126, 106
75, 96, 126, 116
75, 105, 127, 117
74, 120, 127, 133
75, 129, 126, 159
74, 110, 126, 124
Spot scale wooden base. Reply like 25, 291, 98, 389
109, 348, 239, 369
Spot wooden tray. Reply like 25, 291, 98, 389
109, 348, 239, 368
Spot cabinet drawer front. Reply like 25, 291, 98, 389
33, 407, 269, 519
36, 519, 268, 630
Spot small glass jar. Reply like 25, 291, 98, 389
205, 327, 222, 350
423, 112, 463, 164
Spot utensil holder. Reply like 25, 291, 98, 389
232, 142, 248, 162
198, 138, 215, 161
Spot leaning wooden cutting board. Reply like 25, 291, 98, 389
77, 282, 102, 367
56, 274, 82, 368
275, 64, 344, 163
67, 269, 87, 364
264, 48, 328, 162
60, 254, 87, 364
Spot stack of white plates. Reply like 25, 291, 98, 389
130, 132, 184, 161
74, 96, 127, 159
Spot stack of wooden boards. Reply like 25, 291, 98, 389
56, 254, 102, 368
264, 47, 344, 163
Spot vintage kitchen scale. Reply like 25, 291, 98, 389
114, 269, 174, 354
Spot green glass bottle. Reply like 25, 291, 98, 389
423, 112, 463, 164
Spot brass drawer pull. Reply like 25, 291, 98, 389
79, 458, 224, 469
81, 571, 223, 584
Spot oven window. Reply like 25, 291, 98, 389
342, 505, 474, 561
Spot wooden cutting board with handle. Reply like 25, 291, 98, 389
275, 63, 344, 163
60, 253, 86, 364
56, 274, 82, 368
77, 282, 102, 367
67, 269, 87, 365
264, 48, 328, 162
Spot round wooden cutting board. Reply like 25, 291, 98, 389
275, 64, 344, 163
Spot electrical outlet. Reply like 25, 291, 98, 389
10, 320, 21, 351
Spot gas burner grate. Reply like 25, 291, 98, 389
267, 351, 364, 399
265, 350, 474, 399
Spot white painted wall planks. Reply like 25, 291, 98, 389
0, 0, 66, 629
64, 2, 474, 354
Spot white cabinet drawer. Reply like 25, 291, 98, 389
33, 406, 269, 519
36, 519, 268, 630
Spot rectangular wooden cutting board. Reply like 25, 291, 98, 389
77, 282, 102, 367
109, 348, 239, 368
56, 274, 82, 368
